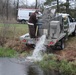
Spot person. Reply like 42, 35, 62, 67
28, 10, 39, 38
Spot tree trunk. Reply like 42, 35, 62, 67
6, 0, 9, 20
16, 0, 19, 20
66, 0, 69, 14
57, 0, 60, 12
35, 0, 37, 9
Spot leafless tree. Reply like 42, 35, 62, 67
6, 0, 9, 20
35, 0, 37, 8
66, 0, 69, 13
57, 0, 60, 12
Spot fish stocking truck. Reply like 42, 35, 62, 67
20, 7, 76, 50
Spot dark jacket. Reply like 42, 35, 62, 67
29, 12, 37, 25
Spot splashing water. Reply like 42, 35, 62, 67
26, 35, 46, 61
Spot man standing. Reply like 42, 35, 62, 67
28, 10, 39, 38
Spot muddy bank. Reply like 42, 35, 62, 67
0, 36, 76, 61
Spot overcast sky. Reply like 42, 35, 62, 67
23, 0, 66, 4
25, 0, 45, 4
19, 0, 46, 5
15, 0, 66, 6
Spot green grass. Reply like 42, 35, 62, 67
0, 23, 29, 38
0, 47, 17, 57
36, 54, 76, 75
0, 23, 29, 57
10, 24, 29, 37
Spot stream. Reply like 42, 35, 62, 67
0, 35, 59, 75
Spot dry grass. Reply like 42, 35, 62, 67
54, 36, 76, 62
0, 23, 76, 61
0, 23, 29, 52
0, 23, 28, 38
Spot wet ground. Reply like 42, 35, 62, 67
0, 58, 43, 75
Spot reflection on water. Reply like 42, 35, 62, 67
26, 62, 60, 75
27, 63, 44, 75
9, 58, 60, 75
14, 58, 60, 75
28, 66, 39, 75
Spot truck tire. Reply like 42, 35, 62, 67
21, 20, 26, 24
60, 38, 65, 50
55, 38, 65, 50
59, 38, 65, 50
72, 26, 76, 36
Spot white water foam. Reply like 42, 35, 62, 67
26, 35, 46, 62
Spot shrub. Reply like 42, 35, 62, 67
37, 54, 76, 75
0, 47, 17, 57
